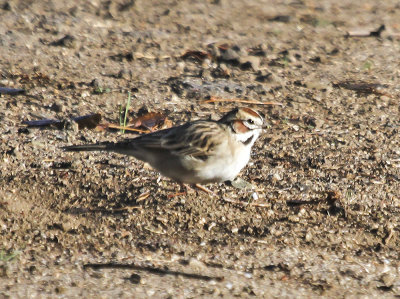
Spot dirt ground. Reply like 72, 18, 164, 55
1, 0, 400, 297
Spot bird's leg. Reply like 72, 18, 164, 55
167, 183, 215, 198
167, 183, 189, 198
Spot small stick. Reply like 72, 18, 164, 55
202, 97, 283, 106
106, 123, 149, 133
194, 183, 216, 195
222, 197, 270, 208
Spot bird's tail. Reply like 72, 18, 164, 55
62, 142, 114, 152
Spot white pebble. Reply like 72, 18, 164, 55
252, 192, 259, 201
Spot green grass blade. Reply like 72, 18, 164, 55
122, 91, 132, 134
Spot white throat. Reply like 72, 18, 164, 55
235, 129, 261, 147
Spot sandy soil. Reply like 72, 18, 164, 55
1, 0, 400, 297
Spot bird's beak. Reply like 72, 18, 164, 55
262, 122, 270, 129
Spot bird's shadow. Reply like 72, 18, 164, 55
83, 262, 224, 282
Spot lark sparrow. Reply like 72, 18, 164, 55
63, 108, 265, 184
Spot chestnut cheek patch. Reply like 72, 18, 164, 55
233, 120, 249, 134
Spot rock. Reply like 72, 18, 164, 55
50, 35, 77, 49
255, 70, 279, 83
118, 69, 131, 80
240, 56, 260, 71
219, 46, 241, 63
231, 177, 255, 189
50, 101, 65, 113
381, 273, 396, 287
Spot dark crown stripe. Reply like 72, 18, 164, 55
241, 107, 260, 118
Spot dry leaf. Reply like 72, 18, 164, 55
22, 119, 64, 129
181, 50, 211, 62
203, 96, 283, 106
333, 80, 390, 96
346, 24, 385, 37
0, 87, 25, 95
130, 112, 168, 131
72, 113, 102, 130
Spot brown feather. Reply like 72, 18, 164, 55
232, 120, 249, 134
240, 107, 261, 118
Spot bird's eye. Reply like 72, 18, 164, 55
247, 119, 254, 124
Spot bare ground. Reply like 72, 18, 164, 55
1, 0, 400, 298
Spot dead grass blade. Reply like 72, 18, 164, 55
222, 197, 270, 208
202, 96, 283, 106
106, 123, 149, 133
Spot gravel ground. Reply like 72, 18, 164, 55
1, 0, 400, 298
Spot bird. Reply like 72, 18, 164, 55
63, 107, 265, 185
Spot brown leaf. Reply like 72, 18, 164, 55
203, 96, 284, 106
181, 50, 211, 62
346, 24, 385, 37
22, 119, 64, 129
217, 43, 230, 51
0, 87, 25, 95
333, 80, 390, 96
72, 113, 102, 130
129, 112, 168, 131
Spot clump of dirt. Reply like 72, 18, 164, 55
1, 0, 400, 297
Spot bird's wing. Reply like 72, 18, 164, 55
127, 121, 226, 159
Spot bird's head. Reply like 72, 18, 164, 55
219, 107, 266, 146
